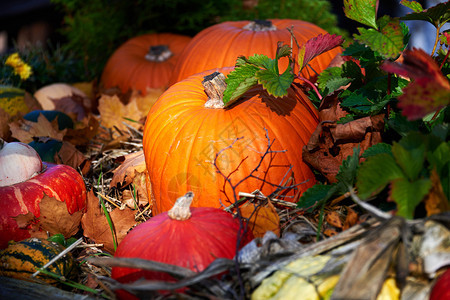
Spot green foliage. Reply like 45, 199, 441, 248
297, 0, 450, 219
356, 131, 448, 219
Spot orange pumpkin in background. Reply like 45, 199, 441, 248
143, 67, 319, 215
169, 19, 342, 85
101, 33, 192, 95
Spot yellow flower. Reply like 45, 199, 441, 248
5, 53, 33, 80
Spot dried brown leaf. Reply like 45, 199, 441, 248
424, 169, 450, 217
110, 150, 147, 187
54, 141, 87, 170
240, 200, 280, 238
326, 211, 343, 229
81, 190, 137, 254
343, 206, 359, 230
97, 94, 144, 131
38, 195, 83, 238
10, 114, 66, 143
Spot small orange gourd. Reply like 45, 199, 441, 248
143, 68, 318, 214
170, 19, 341, 85
101, 33, 192, 95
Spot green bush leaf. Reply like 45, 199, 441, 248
343, 0, 378, 29
223, 63, 259, 106
256, 68, 294, 97
354, 16, 404, 59
400, 1, 450, 27
297, 184, 335, 212
362, 143, 392, 158
390, 177, 432, 219
392, 140, 426, 181
357, 153, 405, 199
335, 146, 361, 187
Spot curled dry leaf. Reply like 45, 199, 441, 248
302, 95, 384, 183
110, 150, 149, 208
53, 94, 91, 121
9, 114, 66, 143
110, 150, 146, 187
81, 190, 137, 254
54, 141, 88, 172
240, 199, 280, 238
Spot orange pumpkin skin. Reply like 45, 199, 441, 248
143, 68, 319, 215
101, 33, 192, 95
170, 19, 342, 85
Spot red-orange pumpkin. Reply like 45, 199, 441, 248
101, 33, 192, 95
143, 67, 319, 215
112, 192, 253, 290
169, 19, 342, 85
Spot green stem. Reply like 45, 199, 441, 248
100, 196, 117, 251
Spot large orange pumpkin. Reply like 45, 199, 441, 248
169, 19, 342, 85
143, 67, 319, 215
101, 33, 192, 95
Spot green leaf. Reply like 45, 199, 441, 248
297, 184, 335, 212
392, 140, 426, 181
390, 177, 432, 219
343, 0, 378, 29
357, 153, 405, 199
256, 66, 294, 97
400, 0, 424, 13
317, 67, 352, 96
223, 59, 260, 106
400, 1, 450, 28
362, 143, 392, 158
48, 234, 66, 246
335, 146, 361, 187
354, 16, 405, 59
427, 141, 450, 175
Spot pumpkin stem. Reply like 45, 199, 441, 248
145, 45, 172, 62
202, 72, 227, 109
243, 20, 277, 31
168, 191, 194, 221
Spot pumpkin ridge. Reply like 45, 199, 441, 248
154, 105, 208, 211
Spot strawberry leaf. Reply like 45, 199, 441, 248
354, 16, 405, 59
344, 0, 378, 29
223, 62, 259, 106
356, 153, 405, 199
298, 34, 344, 71
400, 1, 450, 27
362, 143, 392, 158
390, 177, 432, 219
297, 184, 335, 212
400, 0, 424, 13
392, 137, 426, 181
256, 67, 294, 97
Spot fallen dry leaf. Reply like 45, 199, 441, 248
326, 210, 343, 229
97, 94, 144, 131
54, 141, 88, 170
121, 173, 149, 209
81, 190, 137, 254
302, 94, 384, 183
424, 169, 450, 217
132, 88, 164, 117
240, 199, 280, 238
110, 150, 147, 187
10, 113, 66, 143
38, 195, 84, 238
64, 114, 100, 146
53, 94, 91, 121
343, 206, 359, 230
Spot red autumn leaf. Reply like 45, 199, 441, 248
298, 33, 344, 71
381, 48, 450, 120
